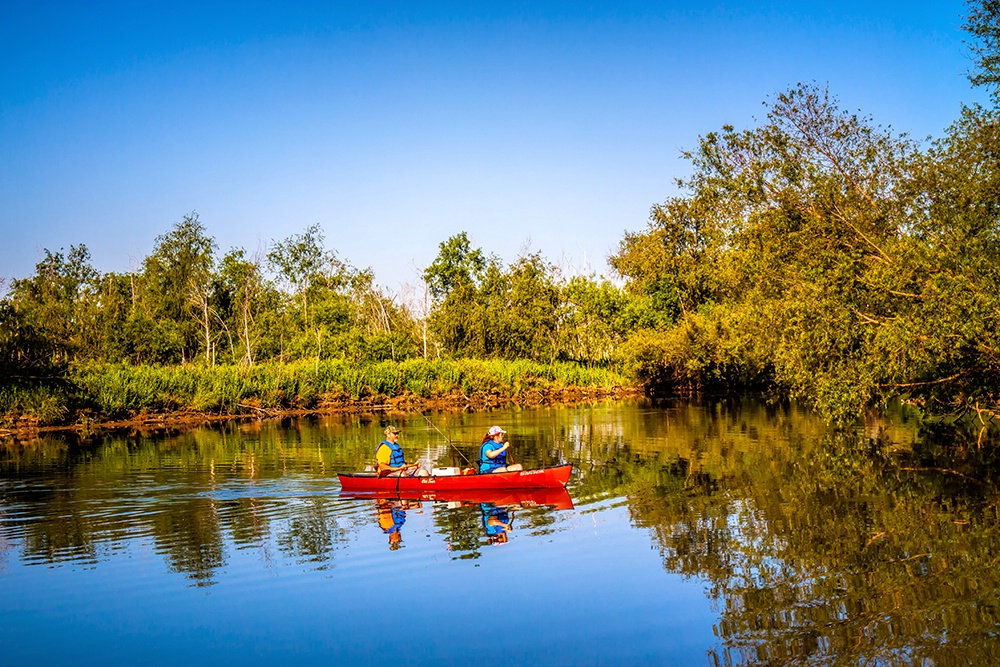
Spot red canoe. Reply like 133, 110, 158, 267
338, 463, 572, 493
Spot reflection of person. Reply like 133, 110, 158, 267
376, 499, 409, 550
375, 426, 429, 477
479, 425, 523, 474
481, 503, 514, 545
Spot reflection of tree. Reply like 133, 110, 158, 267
277, 500, 337, 565
433, 503, 482, 560
225, 498, 273, 551
604, 425, 1000, 666
151, 497, 224, 586
19, 499, 100, 565
6, 399, 1000, 663
0, 420, 371, 579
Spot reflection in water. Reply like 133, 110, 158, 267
342, 487, 572, 554
595, 419, 1000, 666
481, 503, 513, 545
1, 400, 999, 663
376, 499, 420, 550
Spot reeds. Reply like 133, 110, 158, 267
66, 359, 627, 420
0, 359, 629, 425
0, 381, 71, 425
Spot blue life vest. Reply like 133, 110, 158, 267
376, 439, 406, 468
479, 441, 507, 473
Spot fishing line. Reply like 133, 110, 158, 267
420, 412, 473, 467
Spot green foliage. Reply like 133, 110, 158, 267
424, 236, 632, 366
214, 248, 267, 366
423, 232, 485, 301
966, 0, 1000, 103
610, 191, 723, 323
2, 245, 98, 371
559, 276, 636, 365
610, 80, 1000, 424
7, 3, 1000, 426
614, 306, 768, 392
140, 212, 218, 364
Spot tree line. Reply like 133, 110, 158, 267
3, 1, 1000, 427
0, 220, 643, 372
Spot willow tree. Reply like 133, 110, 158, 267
887, 104, 1000, 422
613, 83, 918, 419
966, 0, 1000, 103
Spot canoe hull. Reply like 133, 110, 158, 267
339, 487, 574, 510
338, 463, 572, 492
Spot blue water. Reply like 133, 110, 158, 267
6, 399, 991, 665
0, 487, 716, 666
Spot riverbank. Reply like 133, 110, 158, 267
0, 386, 642, 440
0, 358, 641, 439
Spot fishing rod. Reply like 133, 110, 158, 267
419, 412, 473, 468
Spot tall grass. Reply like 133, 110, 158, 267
0, 382, 72, 426
0, 359, 630, 426
63, 358, 630, 421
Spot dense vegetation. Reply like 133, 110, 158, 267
3, 2, 1000, 429
0, 218, 635, 425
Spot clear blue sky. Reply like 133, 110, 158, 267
0, 1, 985, 295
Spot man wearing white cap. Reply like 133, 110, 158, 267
478, 425, 523, 474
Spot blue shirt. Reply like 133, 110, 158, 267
479, 440, 507, 473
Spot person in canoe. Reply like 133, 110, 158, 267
479, 425, 523, 474
375, 426, 429, 477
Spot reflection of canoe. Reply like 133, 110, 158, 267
338, 463, 572, 492
340, 486, 574, 510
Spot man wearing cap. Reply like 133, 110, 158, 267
479, 425, 523, 474
375, 426, 429, 477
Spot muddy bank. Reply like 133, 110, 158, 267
0, 385, 644, 442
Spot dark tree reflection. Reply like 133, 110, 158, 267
593, 420, 1000, 665
152, 497, 225, 586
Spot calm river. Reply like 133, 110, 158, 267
1, 399, 998, 665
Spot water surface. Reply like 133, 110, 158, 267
2, 399, 998, 665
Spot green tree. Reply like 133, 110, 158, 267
2, 245, 98, 370
486, 252, 562, 362
424, 233, 490, 357
882, 104, 1000, 422
560, 276, 635, 366
344, 269, 419, 362
610, 191, 723, 326
266, 224, 344, 364
613, 83, 919, 418
86, 271, 137, 363
215, 249, 267, 366
966, 0, 1000, 103
140, 213, 217, 364
267, 223, 336, 323
423, 232, 485, 301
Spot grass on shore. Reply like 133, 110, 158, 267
1, 358, 631, 426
